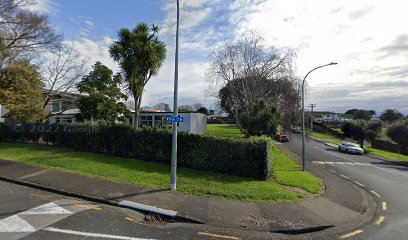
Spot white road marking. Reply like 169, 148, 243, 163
370, 190, 382, 198
44, 227, 155, 240
328, 169, 336, 173
0, 215, 36, 232
313, 147, 408, 178
354, 181, 365, 187
339, 229, 364, 239
382, 202, 387, 211
340, 175, 349, 180
375, 216, 385, 225
20, 202, 72, 215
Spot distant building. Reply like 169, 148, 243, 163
128, 111, 207, 134
43, 91, 82, 124
307, 111, 349, 122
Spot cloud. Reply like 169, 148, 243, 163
25, 0, 59, 14
349, 5, 375, 19
378, 35, 408, 58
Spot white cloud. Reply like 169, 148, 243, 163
25, 0, 59, 14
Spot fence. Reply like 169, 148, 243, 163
0, 121, 272, 180
371, 139, 408, 156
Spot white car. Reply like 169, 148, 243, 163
338, 142, 364, 155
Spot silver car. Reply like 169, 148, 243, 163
338, 142, 364, 155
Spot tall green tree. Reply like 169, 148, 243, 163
380, 109, 403, 124
76, 62, 130, 123
352, 109, 375, 121
0, 61, 43, 121
109, 23, 166, 128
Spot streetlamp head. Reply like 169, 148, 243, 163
329, 62, 338, 65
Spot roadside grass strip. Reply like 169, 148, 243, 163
272, 143, 323, 194
365, 147, 408, 162
0, 143, 310, 202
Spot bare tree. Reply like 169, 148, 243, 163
178, 105, 193, 112
208, 32, 299, 129
0, 0, 62, 67
153, 102, 171, 112
40, 44, 87, 121
193, 103, 204, 111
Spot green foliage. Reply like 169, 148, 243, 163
196, 106, 208, 115
387, 123, 408, 148
0, 62, 43, 121
109, 23, 167, 128
239, 101, 280, 137
76, 62, 130, 122
352, 109, 375, 121
380, 109, 403, 124
2, 123, 273, 180
341, 120, 382, 147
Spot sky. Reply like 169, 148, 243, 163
29, 0, 408, 115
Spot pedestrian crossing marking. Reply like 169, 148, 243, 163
0, 215, 36, 232
20, 202, 72, 215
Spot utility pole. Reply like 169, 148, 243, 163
309, 104, 316, 132
170, 0, 179, 191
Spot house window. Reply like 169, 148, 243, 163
55, 117, 73, 124
52, 102, 60, 112
140, 115, 153, 126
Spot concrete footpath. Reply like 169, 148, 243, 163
0, 155, 376, 239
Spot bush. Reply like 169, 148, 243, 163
239, 101, 279, 137
1, 122, 273, 180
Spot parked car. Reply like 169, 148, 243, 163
291, 127, 302, 134
280, 135, 289, 142
338, 142, 364, 155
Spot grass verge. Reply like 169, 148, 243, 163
207, 124, 244, 138
365, 147, 408, 162
0, 142, 304, 202
272, 143, 323, 194
307, 131, 337, 140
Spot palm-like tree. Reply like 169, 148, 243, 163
109, 23, 166, 128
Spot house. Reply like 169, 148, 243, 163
307, 111, 346, 122
128, 110, 207, 134
207, 111, 235, 124
0, 104, 8, 123
43, 91, 82, 124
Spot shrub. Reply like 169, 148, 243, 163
1, 122, 273, 180
239, 101, 280, 137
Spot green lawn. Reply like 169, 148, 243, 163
0, 142, 316, 202
207, 124, 245, 138
307, 131, 337, 140
272, 144, 323, 194
365, 147, 408, 162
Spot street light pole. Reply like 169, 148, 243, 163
302, 62, 337, 171
309, 103, 316, 132
170, 0, 180, 191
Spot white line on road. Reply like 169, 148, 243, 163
328, 169, 336, 173
340, 175, 349, 180
375, 216, 385, 225
370, 190, 382, 198
354, 181, 365, 187
313, 147, 408, 178
382, 202, 387, 211
44, 227, 155, 240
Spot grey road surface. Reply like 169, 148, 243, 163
0, 181, 262, 240
284, 134, 408, 240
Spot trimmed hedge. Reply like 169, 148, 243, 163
0, 122, 273, 180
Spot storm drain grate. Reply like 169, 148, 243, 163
140, 213, 173, 228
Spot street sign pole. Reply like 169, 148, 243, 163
170, 0, 180, 191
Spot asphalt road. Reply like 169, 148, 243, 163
0, 181, 268, 240
284, 134, 408, 240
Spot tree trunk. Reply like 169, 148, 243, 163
134, 95, 143, 129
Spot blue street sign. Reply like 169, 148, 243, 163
166, 116, 184, 123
